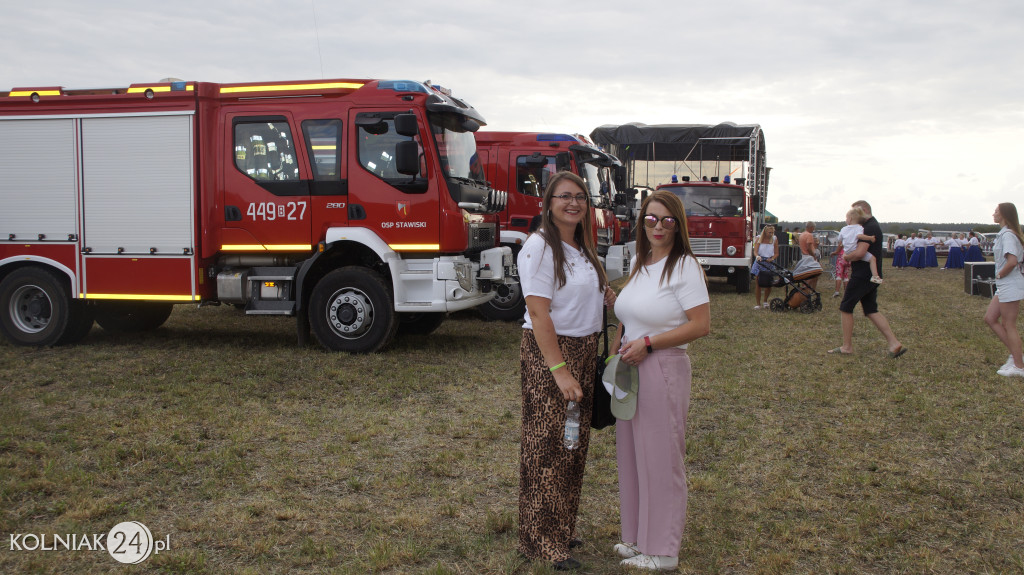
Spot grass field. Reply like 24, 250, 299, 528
1, 263, 1022, 574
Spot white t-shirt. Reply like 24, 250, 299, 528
517, 234, 603, 337
994, 227, 1024, 302
944, 238, 959, 249
894, 238, 907, 249
614, 254, 710, 349
969, 236, 980, 246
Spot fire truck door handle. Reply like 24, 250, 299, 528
348, 204, 366, 220
225, 205, 243, 222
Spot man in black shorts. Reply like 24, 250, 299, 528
828, 200, 907, 357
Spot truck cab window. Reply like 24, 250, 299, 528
301, 119, 342, 180
357, 117, 419, 180
234, 120, 298, 181
515, 155, 556, 198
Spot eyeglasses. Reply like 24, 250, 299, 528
553, 193, 589, 204
643, 215, 678, 230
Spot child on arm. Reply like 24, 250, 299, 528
840, 207, 883, 284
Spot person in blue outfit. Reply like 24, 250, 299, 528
965, 232, 986, 262
984, 203, 1024, 377
892, 234, 908, 269
943, 234, 965, 269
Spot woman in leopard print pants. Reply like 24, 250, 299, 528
516, 171, 613, 571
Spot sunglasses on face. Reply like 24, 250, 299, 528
643, 214, 678, 230
552, 193, 589, 204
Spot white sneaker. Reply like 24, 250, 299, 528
832, 291, 841, 298
753, 305, 760, 310
613, 542, 641, 559
1001, 355, 1015, 370
997, 364, 1024, 377
620, 553, 679, 571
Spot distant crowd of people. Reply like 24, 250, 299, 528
890, 231, 987, 269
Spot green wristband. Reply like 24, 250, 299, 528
549, 362, 566, 372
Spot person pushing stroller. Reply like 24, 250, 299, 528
840, 207, 883, 285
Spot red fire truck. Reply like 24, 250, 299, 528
591, 123, 768, 293
0, 78, 513, 352
473, 131, 634, 320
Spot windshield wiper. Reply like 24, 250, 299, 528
693, 201, 721, 216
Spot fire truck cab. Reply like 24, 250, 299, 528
473, 131, 633, 320
0, 78, 512, 352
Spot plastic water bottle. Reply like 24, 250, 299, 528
563, 401, 580, 450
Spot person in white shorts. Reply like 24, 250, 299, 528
984, 202, 1024, 377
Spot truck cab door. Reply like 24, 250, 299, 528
221, 114, 312, 251
346, 110, 438, 251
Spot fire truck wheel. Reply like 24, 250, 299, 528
309, 267, 397, 353
734, 267, 750, 294
0, 266, 74, 347
397, 312, 446, 336
476, 279, 524, 322
94, 302, 174, 333
58, 300, 96, 344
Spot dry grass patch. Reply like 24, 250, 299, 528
1, 265, 1022, 573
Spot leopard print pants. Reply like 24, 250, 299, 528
518, 329, 598, 562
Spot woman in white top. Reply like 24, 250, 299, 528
892, 234, 908, 269
984, 203, 1024, 377
943, 235, 965, 269
750, 225, 778, 309
611, 190, 711, 571
965, 231, 986, 262
516, 171, 616, 570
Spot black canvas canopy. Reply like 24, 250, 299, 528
590, 122, 763, 163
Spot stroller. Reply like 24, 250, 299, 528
758, 259, 823, 313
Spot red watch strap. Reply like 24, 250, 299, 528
644, 336, 653, 353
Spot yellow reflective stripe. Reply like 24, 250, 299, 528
219, 82, 363, 94
81, 294, 197, 301
312, 145, 337, 150
9, 90, 61, 97
126, 85, 194, 93
389, 244, 441, 251
221, 244, 312, 251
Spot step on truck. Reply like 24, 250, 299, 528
591, 123, 768, 293
0, 78, 512, 352
473, 131, 634, 320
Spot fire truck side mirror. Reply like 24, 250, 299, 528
395, 141, 420, 176
614, 165, 627, 189
394, 114, 418, 137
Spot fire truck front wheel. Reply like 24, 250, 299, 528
476, 279, 524, 322
0, 266, 75, 347
309, 267, 398, 353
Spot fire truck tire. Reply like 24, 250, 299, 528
58, 300, 96, 345
309, 267, 397, 353
734, 267, 750, 293
95, 302, 173, 333
397, 312, 446, 336
0, 267, 74, 347
476, 279, 525, 322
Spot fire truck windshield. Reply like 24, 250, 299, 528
667, 185, 745, 218
579, 162, 617, 208
430, 114, 486, 184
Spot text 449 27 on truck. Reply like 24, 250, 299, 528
0, 78, 513, 352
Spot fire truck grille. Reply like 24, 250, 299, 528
467, 223, 496, 253
690, 238, 722, 255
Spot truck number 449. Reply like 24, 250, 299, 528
246, 201, 307, 221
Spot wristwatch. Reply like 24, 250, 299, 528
644, 336, 653, 353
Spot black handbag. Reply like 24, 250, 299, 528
591, 307, 616, 430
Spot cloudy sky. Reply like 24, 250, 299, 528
3, 0, 1021, 225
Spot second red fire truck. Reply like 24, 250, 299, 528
0, 78, 513, 352
473, 131, 634, 320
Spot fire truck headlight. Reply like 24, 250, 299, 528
726, 245, 737, 256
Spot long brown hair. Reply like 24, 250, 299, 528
537, 171, 607, 290
998, 202, 1024, 248
626, 190, 697, 287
